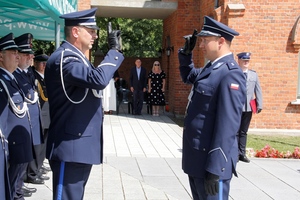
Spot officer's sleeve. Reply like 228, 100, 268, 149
254, 73, 263, 109
63, 50, 124, 90
205, 69, 246, 177
178, 51, 201, 84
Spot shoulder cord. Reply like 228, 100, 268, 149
60, 49, 102, 104
23, 91, 39, 104
0, 128, 8, 149
0, 79, 28, 118
65, 49, 102, 99
60, 49, 88, 104
36, 80, 48, 102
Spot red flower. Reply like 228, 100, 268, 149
255, 145, 300, 159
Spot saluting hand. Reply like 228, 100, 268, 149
107, 22, 122, 52
179, 29, 198, 55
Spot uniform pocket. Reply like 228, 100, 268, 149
65, 122, 93, 137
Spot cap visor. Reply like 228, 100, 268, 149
197, 30, 221, 37
5, 47, 21, 51
84, 25, 100, 30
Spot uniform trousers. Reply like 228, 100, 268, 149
132, 89, 144, 114
1, 145, 11, 200
188, 175, 230, 200
14, 163, 29, 200
8, 163, 26, 200
237, 111, 253, 156
27, 129, 48, 181
27, 144, 44, 180
49, 160, 92, 200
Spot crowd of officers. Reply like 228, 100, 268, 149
0, 32, 51, 200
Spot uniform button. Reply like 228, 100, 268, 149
78, 133, 82, 136
114, 56, 118, 60
202, 90, 205, 94
203, 148, 206, 151
13, 142, 15, 144
221, 168, 225, 172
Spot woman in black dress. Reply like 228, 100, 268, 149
148, 61, 166, 116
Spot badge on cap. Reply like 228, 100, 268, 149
197, 16, 239, 42
60, 8, 100, 30
0, 33, 19, 51
237, 52, 251, 60
14, 33, 34, 54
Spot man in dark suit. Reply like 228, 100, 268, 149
129, 59, 147, 115
45, 8, 123, 200
236, 52, 263, 163
0, 33, 33, 199
178, 16, 246, 200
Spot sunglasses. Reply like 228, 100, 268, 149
154, 63, 160, 66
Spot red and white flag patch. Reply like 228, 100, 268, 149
230, 83, 239, 90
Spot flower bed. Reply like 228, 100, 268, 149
246, 145, 300, 159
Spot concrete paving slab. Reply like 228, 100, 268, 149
26, 104, 300, 200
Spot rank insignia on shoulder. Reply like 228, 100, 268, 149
230, 83, 239, 90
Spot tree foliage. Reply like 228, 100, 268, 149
32, 18, 163, 58
94, 18, 163, 58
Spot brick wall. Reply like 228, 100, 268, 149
94, 55, 161, 89
230, 0, 300, 129
163, 0, 300, 129
81, 0, 300, 129
163, 0, 201, 116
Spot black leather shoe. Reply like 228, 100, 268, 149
25, 177, 45, 184
239, 155, 250, 163
39, 168, 48, 174
22, 185, 37, 193
41, 165, 51, 172
39, 175, 50, 180
23, 190, 32, 197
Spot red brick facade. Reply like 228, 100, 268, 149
80, 0, 300, 129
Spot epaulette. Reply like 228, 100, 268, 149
226, 61, 239, 70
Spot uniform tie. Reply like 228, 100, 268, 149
244, 72, 247, 80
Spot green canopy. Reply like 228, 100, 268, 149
0, 0, 77, 41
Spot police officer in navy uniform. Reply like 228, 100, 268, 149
0, 122, 11, 200
45, 8, 123, 200
178, 16, 246, 200
33, 51, 51, 173
0, 33, 33, 199
13, 33, 48, 199
236, 52, 263, 163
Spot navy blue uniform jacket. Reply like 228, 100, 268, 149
179, 53, 246, 179
0, 69, 33, 164
45, 41, 124, 165
13, 68, 43, 146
